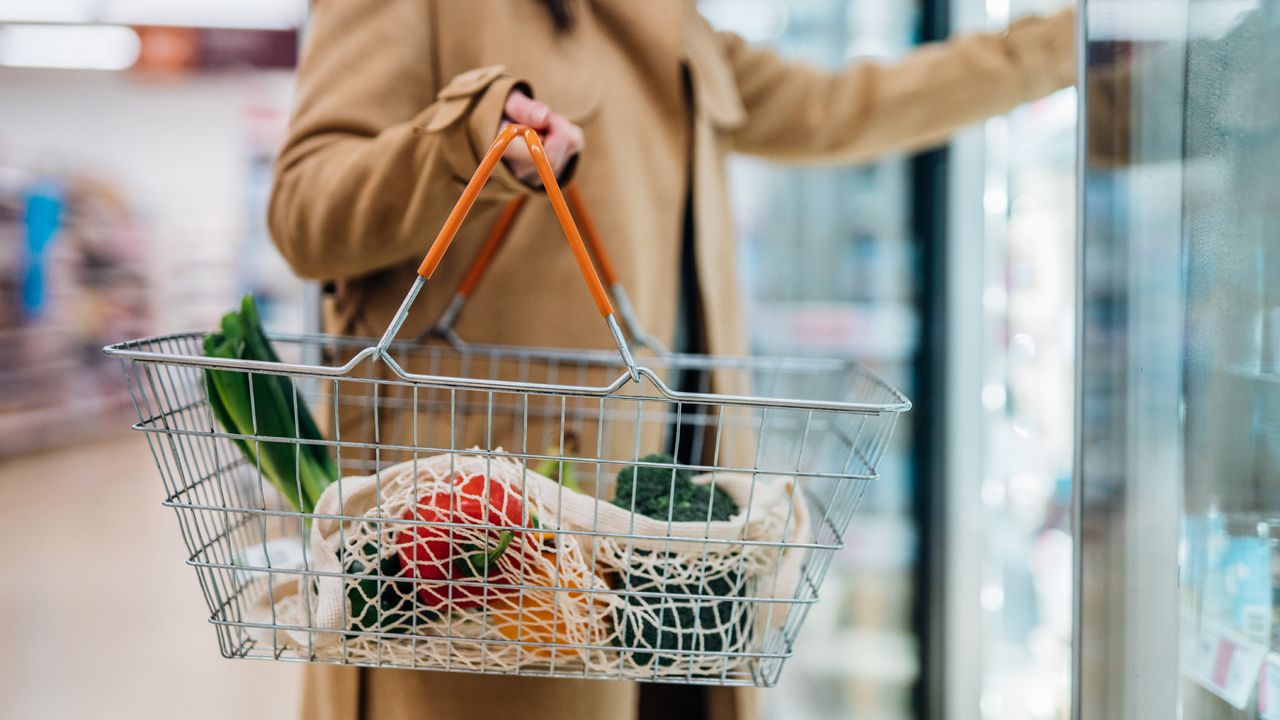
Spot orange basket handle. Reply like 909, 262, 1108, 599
426, 184, 667, 354
567, 185, 620, 286
375, 124, 639, 380
423, 195, 528, 339
566, 184, 666, 352
458, 195, 529, 298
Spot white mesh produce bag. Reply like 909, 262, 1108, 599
248, 450, 809, 677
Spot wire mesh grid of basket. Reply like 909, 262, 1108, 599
105, 124, 910, 687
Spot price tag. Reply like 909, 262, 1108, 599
1261, 655, 1280, 719
1182, 617, 1267, 709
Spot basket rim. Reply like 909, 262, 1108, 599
104, 330, 912, 415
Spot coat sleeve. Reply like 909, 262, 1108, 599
717, 8, 1076, 163
268, 0, 537, 281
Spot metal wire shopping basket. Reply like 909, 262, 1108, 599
105, 124, 910, 687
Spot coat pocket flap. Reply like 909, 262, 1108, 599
437, 64, 509, 100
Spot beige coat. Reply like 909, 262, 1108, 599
268, 1, 1075, 718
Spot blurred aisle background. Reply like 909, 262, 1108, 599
0, 433, 300, 719
0, 3, 310, 718
0, 12, 306, 456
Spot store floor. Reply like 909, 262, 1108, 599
0, 434, 301, 720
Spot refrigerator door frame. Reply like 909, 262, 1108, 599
1073, 1, 1191, 716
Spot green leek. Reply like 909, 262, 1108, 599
203, 294, 338, 513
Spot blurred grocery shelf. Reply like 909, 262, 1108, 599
0, 56, 304, 457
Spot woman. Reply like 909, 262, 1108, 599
269, 1, 1074, 718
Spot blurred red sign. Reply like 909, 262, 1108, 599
133, 26, 296, 74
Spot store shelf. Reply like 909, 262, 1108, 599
750, 302, 918, 362
1225, 365, 1280, 386
1088, 0, 1257, 41
1181, 613, 1272, 711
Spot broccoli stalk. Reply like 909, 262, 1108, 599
610, 454, 748, 668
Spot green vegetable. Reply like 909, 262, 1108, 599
203, 294, 338, 513
612, 453, 736, 523
345, 542, 423, 636
533, 455, 582, 493
532, 431, 583, 493
610, 454, 746, 667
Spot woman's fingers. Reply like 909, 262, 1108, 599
540, 114, 585, 175
503, 91, 550, 129
501, 89, 583, 185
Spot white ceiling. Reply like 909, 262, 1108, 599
0, 0, 305, 29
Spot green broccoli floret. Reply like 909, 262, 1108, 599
610, 454, 747, 669
611, 453, 737, 522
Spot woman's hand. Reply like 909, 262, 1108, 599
501, 89, 584, 186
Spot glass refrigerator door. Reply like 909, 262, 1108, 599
1077, 0, 1280, 717
946, 0, 1078, 717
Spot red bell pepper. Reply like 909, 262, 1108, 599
395, 471, 531, 609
